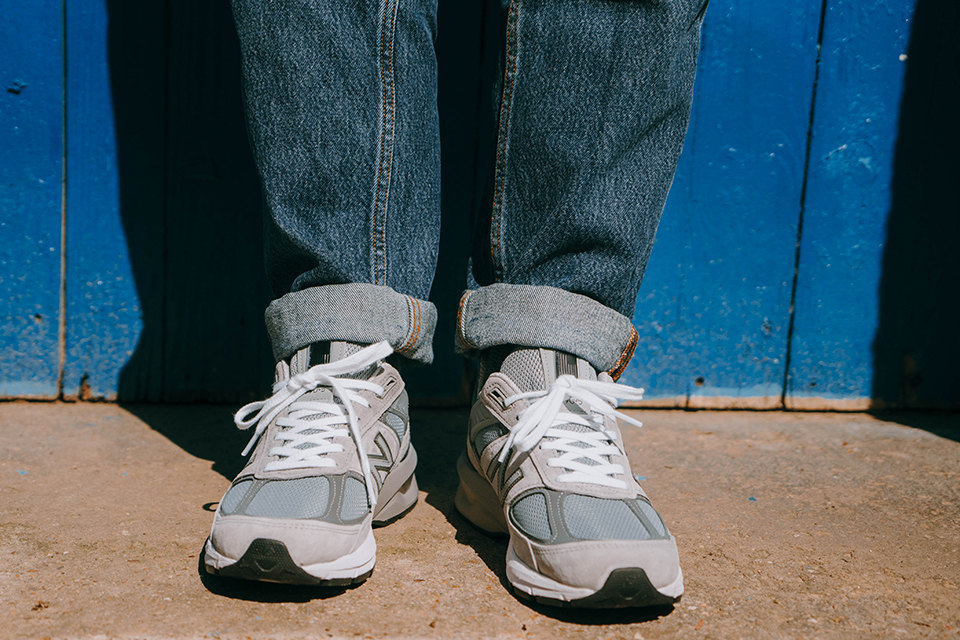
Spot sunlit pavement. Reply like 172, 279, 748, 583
2, 403, 958, 639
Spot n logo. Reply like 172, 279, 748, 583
488, 453, 523, 495
367, 433, 394, 489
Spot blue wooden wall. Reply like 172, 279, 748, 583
621, 0, 960, 409
1, 1, 63, 399
2, 0, 957, 408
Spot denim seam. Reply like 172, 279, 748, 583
397, 295, 421, 356
490, 0, 520, 282
397, 295, 414, 355
456, 290, 474, 350
372, 0, 399, 286
688, 0, 710, 30
608, 326, 639, 381
412, 298, 422, 353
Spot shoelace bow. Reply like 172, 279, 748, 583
234, 341, 394, 509
499, 375, 645, 489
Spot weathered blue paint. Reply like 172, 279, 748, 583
63, 0, 148, 400
787, 0, 914, 405
622, 0, 823, 406
3, 0, 954, 407
0, 2, 63, 399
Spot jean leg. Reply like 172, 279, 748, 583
232, 0, 441, 363
462, 0, 706, 375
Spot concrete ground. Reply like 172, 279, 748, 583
1, 403, 958, 640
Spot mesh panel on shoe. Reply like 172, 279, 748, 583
510, 493, 552, 541
294, 430, 324, 450
334, 341, 366, 359
333, 342, 380, 380
340, 477, 369, 521
562, 494, 653, 541
220, 479, 253, 515
243, 477, 331, 519
500, 349, 547, 393
382, 412, 406, 438
551, 422, 607, 466
393, 391, 409, 417
474, 424, 508, 455
636, 499, 668, 537
498, 349, 598, 392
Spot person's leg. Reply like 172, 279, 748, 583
456, 0, 706, 608
205, 0, 440, 586
462, 0, 705, 374
237, 0, 441, 364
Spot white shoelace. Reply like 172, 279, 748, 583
234, 341, 394, 509
499, 375, 646, 489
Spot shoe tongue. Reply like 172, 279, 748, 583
499, 349, 606, 466
499, 348, 597, 393
285, 341, 372, 417
289, 341, 368, 376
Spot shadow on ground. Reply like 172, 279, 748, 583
871, 410, 960, 443
197, 554, 359, 603
120, 403, 249, 480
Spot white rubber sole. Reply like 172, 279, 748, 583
506, 543, 685, 601
204, 529, 376, 581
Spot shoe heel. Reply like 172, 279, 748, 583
373, 473, 419, 525
455, 452, 508, 535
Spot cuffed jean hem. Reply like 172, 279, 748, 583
455, 284, 639, 380
265, 283, 438, 365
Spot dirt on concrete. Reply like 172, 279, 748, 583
1, 403, 958, 639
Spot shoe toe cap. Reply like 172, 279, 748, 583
210, 513, 370, 567
520, 536, 682, 593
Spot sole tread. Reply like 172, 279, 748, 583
513, 568, 680, 609
205, 538, 373, 587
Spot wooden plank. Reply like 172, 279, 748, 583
625, 396, 872, 411
63, 0, 166, 400
161, 0, 273, 403
621, 0, 824, 407
0, 2, 63, 399
786, 0, 931, 408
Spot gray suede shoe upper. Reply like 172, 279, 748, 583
210, 341, 413, 567
464, 348, 681, 592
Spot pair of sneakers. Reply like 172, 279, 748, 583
204, 341, 683, 608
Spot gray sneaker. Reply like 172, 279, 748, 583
455, 348, 683, 608
204, 341, 418, 586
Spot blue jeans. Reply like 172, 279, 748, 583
232, 0, 705, 377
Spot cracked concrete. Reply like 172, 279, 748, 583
1, 403, 958, 639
